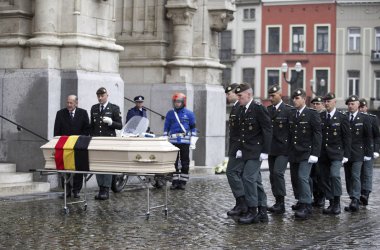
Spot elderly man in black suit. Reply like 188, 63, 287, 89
288, 89, 322, 220
54, 95, 90, 198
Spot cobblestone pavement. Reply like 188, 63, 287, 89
1, 169, 380, 249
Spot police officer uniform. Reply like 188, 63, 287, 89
344, 95, 373, 212
225, 83, 249, 216
319, 93, 351, 215
266, 85, 292, 214
126, 95, 147, 123
90, 87, 123, 199
288, 89, 322, 220
310, 96, 326, 207
230, 84, 272, 224
359, 98, 380, 206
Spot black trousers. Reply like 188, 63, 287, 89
173, 144, 190, 184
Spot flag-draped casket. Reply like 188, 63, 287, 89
40, 136, 179, 174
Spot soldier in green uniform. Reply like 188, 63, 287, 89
90, 87, 123, 200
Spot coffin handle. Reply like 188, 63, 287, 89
134, 154, 158, 163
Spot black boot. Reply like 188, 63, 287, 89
95, 186, 109, 200
268, 196, 285, 214
170, 180, 179, 190
95, 186, 104, 200
344, 198, 359, 212
322, 199, 334, 215
238, 207, 260, 224
227, 196, 248, 216
295, 203, 312, 220
258, 206, 269, 222
360, 190, 370, 206
177, 181, 186, 190
317, 196, 326, 207
291, 201, 301, 211
331, 196, 341, 215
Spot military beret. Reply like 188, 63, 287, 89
268, 85, 281, 94
359, 98, 367, 107
225, 83, 239, 94
345, 95, 359, 105
311, 96, 323, 104
291, 88, 306, 99
96, 87, 107, 95
134, 95, 144, 102
323, 92, 335, 101
235, 83, 251, 94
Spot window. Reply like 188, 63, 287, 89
376, 27, 380, 51
267, 70, 280, 92
243, 8, 255, 20
222, 68, 231, 88
243, 30, 255, 54
316, 26, 329, 52
219, 31, 232, 61
348, 71, 360, 96
348, 27, 360, 52
268, 27, 280, 53
376, 72, 380, 100
243, 68, 255, 90
292, 26, 305, 52
290, 69, 304, 95
315, 70, 329, 96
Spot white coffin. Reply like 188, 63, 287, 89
40, 137, 179, 174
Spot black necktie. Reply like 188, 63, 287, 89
296, 111, 300, 118
240, 106, 246, 119
350, 114, 354, 123
100, 105, 104, 113
327, 113, 331, 122
70, 111, 74, 120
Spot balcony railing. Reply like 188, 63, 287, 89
371, 50, 380, 64
219, 49, 236, 63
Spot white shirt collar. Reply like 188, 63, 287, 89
69, 108, 76, 115
245, 98, 254, 111
100, 101, 109, 110
328, 108, 336, 118
297, 105, 306, 114
234, 100, 239, 106
350, 110, 358, 119
275, 100, 283, 110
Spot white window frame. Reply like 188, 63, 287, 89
375, 27, 380, 51
266, 25, 282, 53
347, 71, 360, 96
348, 27, 361, 53
243, 8, 256, 21
312, 68, 331, 96
290, 25, 306, 53
314, 24, 330, 53
242, 29, 255, 54
375, 71, 380, 100
265, 68, 281, 95
287, 66, 306, 97
242, 68, 256, 90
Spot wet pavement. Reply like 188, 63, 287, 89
1, 169, 380, 249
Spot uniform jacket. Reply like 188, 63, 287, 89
90, 103, 122, 137
288, 107, 322, 163
54, 108, 90, 136
163, 108, 196, 144
126, 107, 147, 124
368, 113, 380, 153
233, 101, 272, 161
320, 110, 351, 161
347, 112, 373, 161
228, 102, 241, 157
267, 102, 292, 156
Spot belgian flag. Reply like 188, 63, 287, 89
54, 135, 92, 171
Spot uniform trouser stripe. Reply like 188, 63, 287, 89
63, 136, 79, 170
242, 159, 267, 207
320, 159, 342, 199
361, 159, 373, 192
268, 155, 288, 197
226, 157, 245, 199
74, 136, 92, 171
344, 161, 362, 199
54, 136, 69, 170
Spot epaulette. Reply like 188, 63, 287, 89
254, 101, 262, 106
285, 104, 294, 108
338, 110, 348, 116
309, 108, 317, 112
368, 113, 376, 117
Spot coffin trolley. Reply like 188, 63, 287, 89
36, 136, 179, 218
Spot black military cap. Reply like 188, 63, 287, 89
96, 87, 107, 95
345, 95, 359, 105
323, 92, 336, 101
268, 85, 281, 94
225, 83, 239, 93
134, 95, 144, 102
359, 98, 367, 107
311, 96, 323, 104
291, 88, 306, 99
235, 83, 251, 94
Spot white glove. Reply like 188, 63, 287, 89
102, 117, 113, 125
308, 155, 318, 164
364, 156, 372, 161
374, 152, 380, 159
190, 137, 198, 150
236, 150, 242, 159
342, 157, 348, 164
259, 153, 268, 161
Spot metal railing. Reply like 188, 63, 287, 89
124, 97, 165, 120
0, 114, 49, 141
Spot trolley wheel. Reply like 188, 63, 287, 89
64, 207, 69, 214
111, 174, 128, 193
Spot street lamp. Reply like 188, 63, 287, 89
282, 61, 302, 85
310, 78, 326, 95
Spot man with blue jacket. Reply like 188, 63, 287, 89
164, 93, 197, 190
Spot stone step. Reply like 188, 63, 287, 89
190, 166, 215, 176
0, 163, 16, 173
0, 182, 50, 197
0, 172, 33, 184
